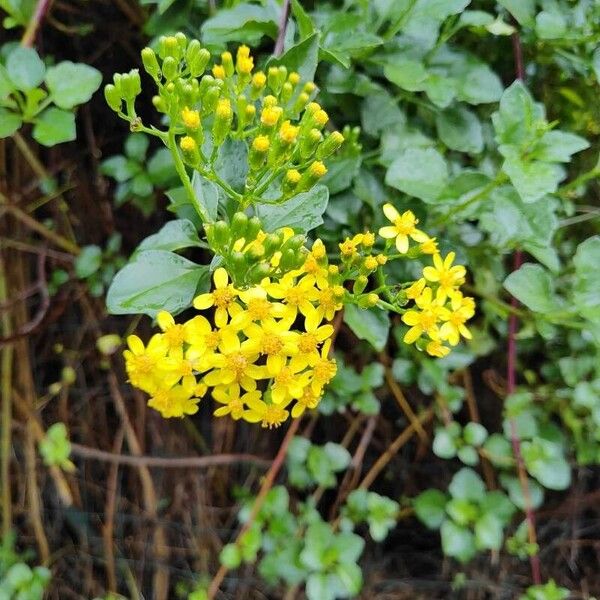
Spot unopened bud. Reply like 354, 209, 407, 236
203, 86, 220, 113
181, 107, 200, 131
288, 72, 300, 86
104, 84, 122, 112
251, 71, 266, 98
121, 70, 141, 101
230, 212, 249, 239
212, 64, 226, 80
260, 106, 282, 129
317, 131, 344, 159
162, 56, 178, 81
353, 275, 368, 295
180, 136, 200, 165
293, 92, 310, 114
141, 47, 160, 79
280, 82, 293, 104
221, 51, 234, 77
283, 169, 301, 194
358, 293, 380, 308
249, 135, 270, 169
187, 42, 210, 76
213, 98, 233, 145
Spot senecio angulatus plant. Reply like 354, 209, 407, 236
105, 33, 474, 426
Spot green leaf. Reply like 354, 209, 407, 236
136, 219, 202, 253
75, 245, 102, 278
533, 130, 589, 163
474, 513, 503, 550
101, 156, 140, 182
0, 65, 14, 101
343, 304, 390, 351
124, 134, 149, 162
335, 562, 363, 596
32, 107, 76, 146
413, 489, 447, 530
191, 171, 219, 222
323, 443, 351, 471
383, 59, 428, 92
215, 138, 248, 192
535, 11, 566, 40
306, 574, 336, 600
267, 32, 320, 84
502, 155, 564, 203
44, 61, 102, 109
503, 263, 561, 313
456, 63, 503, 105
436, 106, 483, 154
322, 156, 361, 195
361, 90, 405, 137
385, 147, 448, 202
440, 520, 477, 563
521, 439, 571, 491
291, 0, 315, 39
446, 498, 478, 526
500, 474, 544, 510
257, 185, 329, 233
448, 468, 486, 502
497, 0, 535, 26
106, 250, 209, 317
457, 446, 479, 466
6, 46, 45, 90
573, 236, 600, 320
463, 422, 488, 446
0, 108, 22, 138
432, 429, 457, 459
200, 3, 278, 45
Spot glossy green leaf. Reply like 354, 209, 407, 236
32, 107, 76, 146
343, 304, 390, 351
45, 61, 102, 109
6, 46, 45, 90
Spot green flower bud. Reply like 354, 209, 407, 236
152, 95, 167, 113
280, 81, 293, 104
104, 84, 122, 112
249, 135, 270, 170
141, 47, 160, 80
187, 42, 210, 77
267, 67, 281, 94
230, 212, 249, 239
282, 234, 305, 252
210, 220, 230, 249
221, 51, 234, 77
247, 262, 271, 284
121, 69, 141, 101
247, 244, 265, 261
279, 248, 297, 271
282, 169, 301, 195
250, 71, 266, 99
246, 216, 262, 241
293, 92, 310, 114
300, 128, 322, 159
203, 86, 220, 114
175, 32, 187, 51
212, 98, 233, 146
230, 251, 246, 275
317, 131, 345, 159
162, 56, 179, 82
198, 75, 215, 99
263, 232, 282, 257
180, 136, 200, 166
297, 160, 327, 192
162, 35, 180, 59
353, 275, 368, 295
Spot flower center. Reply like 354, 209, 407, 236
394, 215, 416, 234
213, 287, 234, 308
261, 405, 287, 428
164, 324, 185, 347
285, 288, 304, 306
205, 330, 221, 350
274, 368, 293, 387
261, 334, 284, 355
298, 333, 318, 354
313, 358, 336, 383
247, 298, 271, 320
226, 352, 248, 375
134, 354, 154, 374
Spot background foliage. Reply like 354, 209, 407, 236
0, 0, 599, 598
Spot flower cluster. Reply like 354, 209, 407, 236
124, 244, 343, 426
377, 203, 475, 358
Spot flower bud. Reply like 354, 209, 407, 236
249, 135, 270, 169
280, 81, 293, 104
198, 74, 215, 98
376, 254, 387, 265
267, 66, 281, 93
221, 51, 234, 77
300, 128, 322, 159
362, 256, 379, 272
181, 107, 200, 131
141, 47, 160, 80
303, 81, 316, 95
260, 106, 282, 131
246, 217, 262, 241
297, 161, 327, 192
203, 86, 220, 113
162, 56, 178, 81
159, 35, 179, 59
230, 212, 249, 239
180, 136, 200, 165
292, 92, 310, 114
317, 131, 344, 159
251, 71, 266, 99
121, 69, 142, 101
230, 251, 246, 275
288, 72, 300, 86
236, 45, 254, 75
282, 169, 301, 195
353, 275, 368, 295
247, 262, 271, 284
279, 248, 298, 271
207, 220, 230, 249
263, 95, 278, 108
213, 98, 233, 145
278, 120, 299, 145
175, 32, 187, 51
244, 104, 256, 124
358, 293, 380, 308
263, 232, 282, 257
104, 84, 122, 112
212, 64, 226, 80
187, 41, 210, 76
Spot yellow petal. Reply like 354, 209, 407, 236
422, 266, 440, 282
193, 293, 213, 310
213, 267, 229, 289
382, 202, 400, 222
127, 335, 144, 355
395, 234, 409, 254
402, 311, 421, 326
156, 310, 174, 331
403, 326, 422, 344
378, 226, 398, 239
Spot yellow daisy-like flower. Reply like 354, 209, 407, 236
292, 387, 322, 418
439, 291, 475, 346
193, 267, 239, 328
228, 286, 285, 330
426, 339, 450, 358
161, 346, 212, 388
379, 203, 429, 253
401, 287, 445, 344
290, 319, 334, 371
212, 383, 260, 420
185, 316, 225, 357
270, 361, 311, 404
405, 278, 426, 301
204, 329, 266, 391
422, 252, 466, 302
243, 395, 293, 428
147, 376, 203, 418
242, 319, 299, 376
310, 339, 337, 394
124, 334, 168, 393
263, 274, 319, 323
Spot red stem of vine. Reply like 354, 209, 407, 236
508, 31, 542, 586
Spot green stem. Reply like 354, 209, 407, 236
167, 129, 211, 224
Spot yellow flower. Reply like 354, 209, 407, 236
420, 237, 438, 254
204, 329, 265, 391
401, 288, 444, 344
292, 387, 322, 418
439, 291, 475, 346
270, 361, 311, 404
243, 395, 293, 428
308, 281, 344, 325
161, 346, 212, 387
339, 235, 362, 258
181, 107, 200, 130
426, 339, 450, 358
213, 383, 259, 420
236, 45, 254, 74
193, 267, 239, 328
212, 64, 226, 79
242, 319, 299, 375
310, 339, 337, 393
378, 203, 429, 253
422, 252, 466, 302
263, 274, 318, 323
290, 319, 334, 371
228, 286, 285, 330
124, 334, 168, 393
185, 315, 225, 356
405, 278, 426, 301
147, 376, 203, 418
